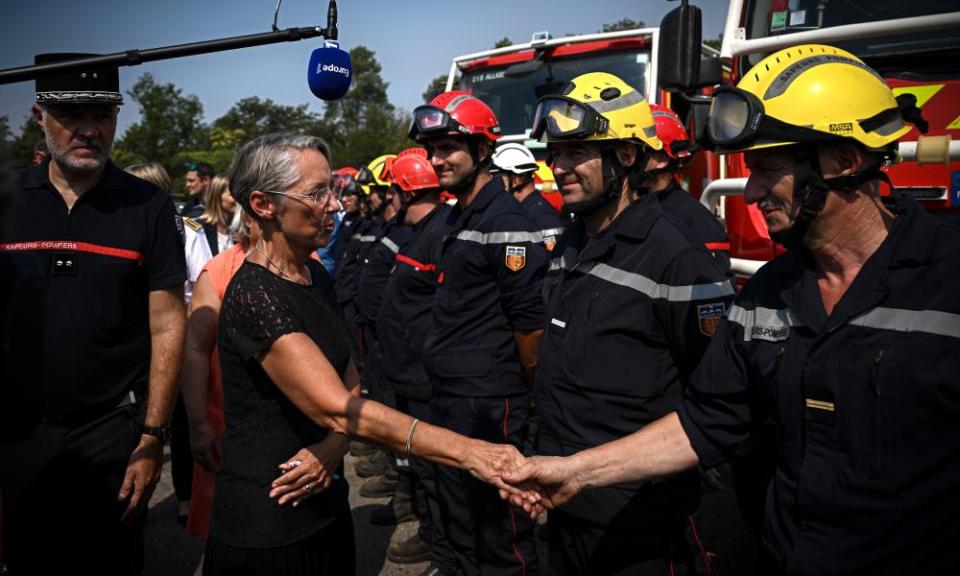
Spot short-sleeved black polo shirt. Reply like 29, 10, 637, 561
0, 160, 186, 424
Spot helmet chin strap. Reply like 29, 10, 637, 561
772, 145, 896, 249
447, 137, 490, 196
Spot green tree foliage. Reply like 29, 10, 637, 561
422, 74, 450, 104
494, 37, 513, 48
0, 115, 10, 142
213, 96, 317, 141
113, 73, 208, 168
9, 113, 44, 172
323, 46, 393, 129
704, 35, 723, 51
601, 18, 646, 32
321, 45, 410, 168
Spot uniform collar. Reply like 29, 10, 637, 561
23, 158, 125, 191
413, 203, 444, 232
883, 196, 936, 268
605, 192, 662, 242
780, 196, 931, 333
564, 193, 662, 264
654, 181, 683, 203
461, 176, 505, 219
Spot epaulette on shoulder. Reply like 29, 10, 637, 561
182, 217, 203, 232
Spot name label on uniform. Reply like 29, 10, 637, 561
728, 305, 803, 342
550, 318, 567, 328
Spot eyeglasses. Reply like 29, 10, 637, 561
266, 184, 337, 206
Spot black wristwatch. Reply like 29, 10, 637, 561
142, 425, 173, 445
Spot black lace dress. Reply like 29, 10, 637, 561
205, 259, 355, 575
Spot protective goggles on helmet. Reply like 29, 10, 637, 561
408, 105, 470, 140
530, 96, 609, 141
706, 86, 844, 150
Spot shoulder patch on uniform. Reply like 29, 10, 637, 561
181, 216, 203, 232
543, 235, 556, 252
505, 245, 527, 272
697, 302, 726, 337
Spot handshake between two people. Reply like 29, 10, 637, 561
267, 433, 584, 519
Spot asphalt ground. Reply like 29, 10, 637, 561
145, 449, 759, 575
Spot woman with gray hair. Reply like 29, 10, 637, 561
205, 134, 526, 575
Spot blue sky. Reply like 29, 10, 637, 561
0, 0, 727, 135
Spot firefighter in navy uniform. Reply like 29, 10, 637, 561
334, 154, 394, 391
410, 90, 546, 576
355, 152, 407, 406
378, 149, 459, 575
647, 105, 732, 277
502, 45, 955, 576
490, 143, 567, 253
0, 54, 186, 575
331, 166, 361, 275
529, 72, 734, 576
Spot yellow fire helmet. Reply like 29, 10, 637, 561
356, 153, 397, 195
530, 71, 663, 151
707, 44, 923, 154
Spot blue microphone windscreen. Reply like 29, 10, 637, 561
308, 40, 352, 101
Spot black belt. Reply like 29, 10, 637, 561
39, 391, 138, 427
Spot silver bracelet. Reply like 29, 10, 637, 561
404, 418, 420, 459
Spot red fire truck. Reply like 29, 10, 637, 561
445, 1, 960, 278
444, 26, 722, 210
694, 0, 960, 276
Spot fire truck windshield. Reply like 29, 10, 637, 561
743, 0, 960, 75
459, 49, 650, 137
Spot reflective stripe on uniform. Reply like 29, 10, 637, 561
457, 228, 563, 245
357, 235, 378, 242
550, 256, 733, 302
579, 262, 734, 302
729, 304, 960, 342
849, 307, 960, 340
549, 251, 732, 302
539, 227, 566, 239
380, 236, 399, 254
728, 305, 804, 342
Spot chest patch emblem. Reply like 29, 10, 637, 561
543, 235, 557, 252
505, 245, 527, 272
697, 302, 726, 337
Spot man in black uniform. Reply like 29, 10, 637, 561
490, 142, 567, 253
503, 45, 955, 576
523, 72, 734, 576
379, 149, 458, 575
332, 168, 361, 276
0, 53, 187, 574
410, 90, 546, 576
334, 156, 393, 393
648, 105, 731, 277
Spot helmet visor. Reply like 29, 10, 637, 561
707, 87, 764, 148
409, 105, 464, 140
530, 97, 606, 141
